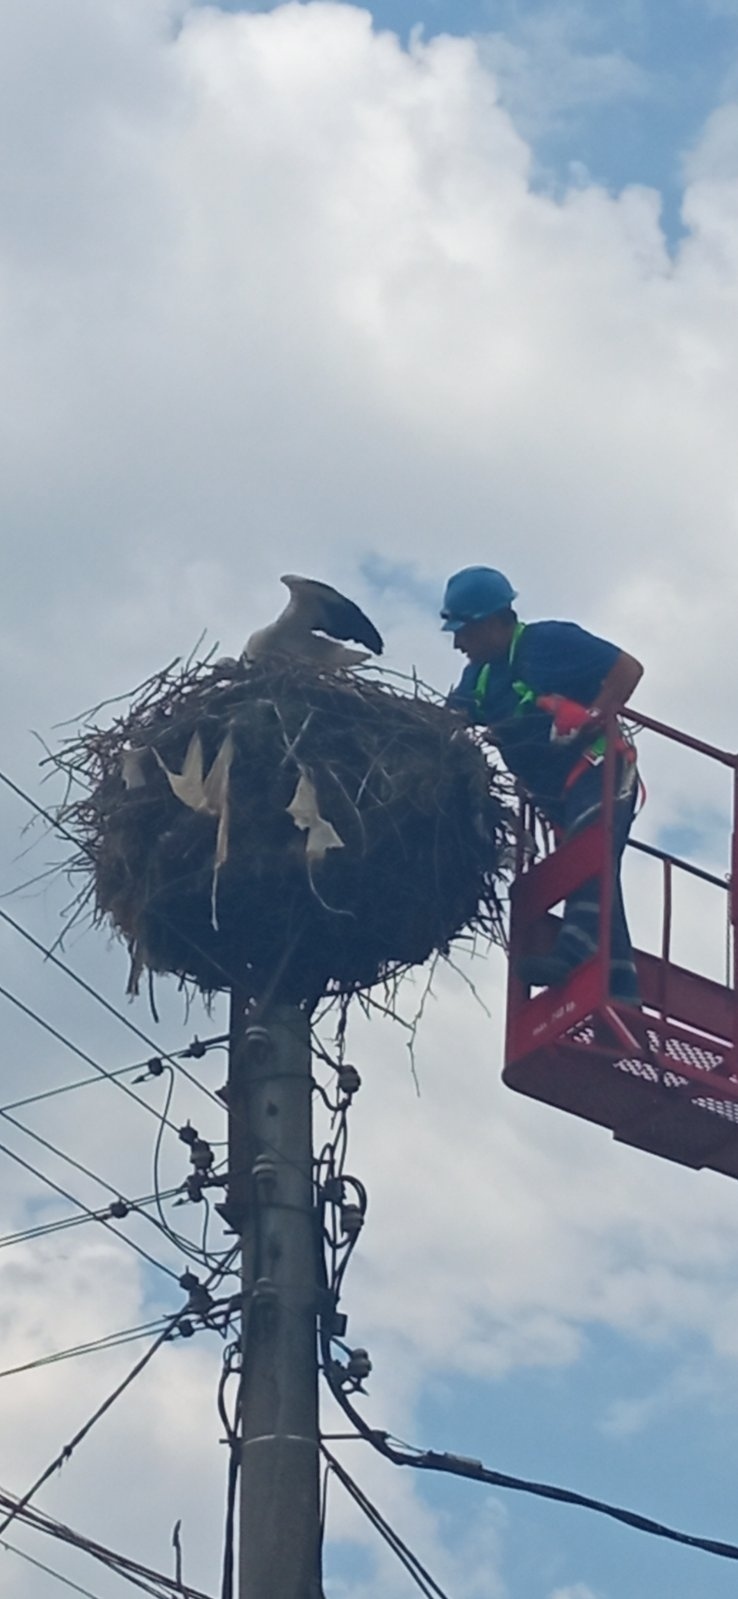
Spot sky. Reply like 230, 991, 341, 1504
4, 0, 738, 1596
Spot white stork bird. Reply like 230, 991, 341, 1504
244, 575, 384, 668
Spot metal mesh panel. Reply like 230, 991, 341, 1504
564, 1014, 738, 1123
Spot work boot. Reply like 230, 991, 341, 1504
516, 954, 572, 989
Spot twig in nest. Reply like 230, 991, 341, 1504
43, 654, 512, 1015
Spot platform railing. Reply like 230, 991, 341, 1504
508, 705, 738, 1053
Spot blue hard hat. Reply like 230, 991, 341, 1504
440, 567, 518, 631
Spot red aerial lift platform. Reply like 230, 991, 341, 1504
503, 711, 738, 1179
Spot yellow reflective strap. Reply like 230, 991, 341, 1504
473, 663, 491, 708
509, 621, 527, 664
473, 623, 532, 713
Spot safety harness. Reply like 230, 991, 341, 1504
472, 622, 638, 794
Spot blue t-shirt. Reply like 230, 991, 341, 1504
448, 620, 620, 805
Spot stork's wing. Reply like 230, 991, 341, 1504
281, 575, 383, 655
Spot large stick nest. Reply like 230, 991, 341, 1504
51, 656, 512, 1008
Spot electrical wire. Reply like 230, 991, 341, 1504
0, 1299, 238, 1383
13, 754, 737, 1576
0, 882, 316, 1197
217, 1341, 242, 1599
0, 975, 180, 1133
321, 1446, 452, 1599
0, 1060, 147, 1114
0, 1483, 216, 1599
0, 755, 241, 1001
0, 977, 231, 1273
0, 1031, 227, 1118
322, 1347, 738, 1568
0, 1096, 192, 1268
0, 1537, 107, 1599
0, 1137, 180, 1282
0, 1183, 183, 1253
149, 1070, 232, 1273
315, 1035, 738, 1575
0, 1317, 174, 1381
0, 908, 243, 1155
0, 762, 329, 1183
0, 1247, 239, 1540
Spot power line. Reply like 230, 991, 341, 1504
0, 1100, 186, 1259
323, 1360, 738, 1568
0, 1183, 184, 1252
0, 775, 320, 1196
0, 1316, 183, 1538
322, 1445, 452, 1599
0, 1248, 238, 1540
0, 907, 234, 1139
0, 1483, 216, 1599
0, 1301, 235, 1383
0, 982, 231, 1271
316, 1054, 738, 1576
0, 905, 318, 1195
0, 1137, 180, 1283
0, 975, 179, 1133
0, 1059, 146, 1113
0, 1536, 108, 1599
0, 1318, 173, 1382
0, 1073, 229, 1279
0, 1032, 226, 1117
0, 763, 239, 997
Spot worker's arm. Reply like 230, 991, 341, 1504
590, 650, 643, 717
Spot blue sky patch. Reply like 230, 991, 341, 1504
201, 0, 738, 243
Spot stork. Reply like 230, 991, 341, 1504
244, 575, 384, 668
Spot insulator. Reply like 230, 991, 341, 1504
244, 1026, 272, 1065
178, 1123, 199, 1147
346, 1347, 372, 1382
179, 1270, 200, 1292
190, 1139, 215, 1171
337, 1064, 361, 1097
185, 1174, 204, 1202
252, 1154, 277, 1200
252, 1277, 278, 1313
340, 1204, 364, 1238
146, 1057, 164, 1077
108, 1199, 129, 1220
186, 1037, 207, 1058
188, 1286, 214, 1316
178, 1318, 195, 1339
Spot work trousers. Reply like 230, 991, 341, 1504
542, 757, 640, 1004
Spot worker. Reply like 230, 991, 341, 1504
442, 566, 643, 1003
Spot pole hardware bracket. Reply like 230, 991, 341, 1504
318, 1176, 343, 1204
315, 1287, 347, 1334
214, 1196, 247, 1233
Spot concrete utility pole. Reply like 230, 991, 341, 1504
226, 995, 324, 1599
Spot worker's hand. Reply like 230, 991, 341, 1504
537, 694, 599, 744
